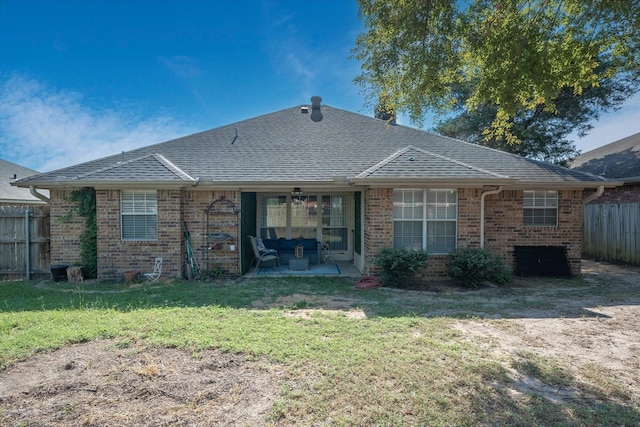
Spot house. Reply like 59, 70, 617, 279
12, 99, 617, 280
1, 159, 49, 206
1, 159, 51, 278
570, 131, 640, 204
570, 132, 640, 265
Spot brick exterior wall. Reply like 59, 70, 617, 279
49, 188, 84, 267
96, 189, 184, 280
482, 189, 584, 276
363, 188, 393, 276
362, 187, 584, 279
184, 190, 241, 277
51, 185, 583, 281
587, 183, 640, 204
50, 188, 241, 281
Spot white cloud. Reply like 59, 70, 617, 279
571, 92, 640, 153
0, 74, 194, 172
159, 55, 203, 78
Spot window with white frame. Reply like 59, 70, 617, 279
523, 190, 558, 226
121, 190, 158, 240
258, 193, 349, 250
393, 189, 457, 254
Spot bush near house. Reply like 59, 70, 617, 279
374, 247, 429, 288
447, 248, 513, 288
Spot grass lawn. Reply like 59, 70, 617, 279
1, 274, 639, 426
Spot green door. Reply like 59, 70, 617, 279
240, 192, 257, 273
354, 191, 361, 255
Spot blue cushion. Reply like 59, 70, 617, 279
263, 239, 279, 250
299, 239, 317, 250
261, 238, 318, 254
279, 239, 297, 251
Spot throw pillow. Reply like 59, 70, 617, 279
256, 237, 267, 251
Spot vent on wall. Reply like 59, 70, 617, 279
514, 246, 571, 277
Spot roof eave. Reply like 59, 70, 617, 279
349, 177, 518, 187
203, 180, 356, 192
0, 198, 48, 205
14, 180, 194, 190
506, 180, 622, 189
15, 179, 357, 191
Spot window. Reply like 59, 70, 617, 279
523, 190, 557, 226
259, 195, 287, 239
121, 190, 157, 240
393, 189, 457, 254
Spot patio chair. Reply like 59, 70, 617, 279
248, 235, 279, 271
143, 257, 162, 282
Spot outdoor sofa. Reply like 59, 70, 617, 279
262, 238, 320, 265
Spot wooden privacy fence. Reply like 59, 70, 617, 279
583, 202, 640, 266
0, 206, 50, 279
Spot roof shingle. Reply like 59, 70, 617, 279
14, 104, 612, 188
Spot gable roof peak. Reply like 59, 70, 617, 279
356, 145, 510, 180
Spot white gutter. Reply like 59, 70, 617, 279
480, 186, 503, 249
29, 186, 50, 203
583, 185, 605, 205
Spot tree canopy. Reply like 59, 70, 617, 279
435, 71, 638, 165
353, 0, 640, 145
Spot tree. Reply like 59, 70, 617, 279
435, 72, 638, 165
353, 0, 640, 145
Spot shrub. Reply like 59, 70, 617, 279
447, 248, 513, 288
374, 247, 429, 288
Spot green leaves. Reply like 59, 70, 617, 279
374, 247, 429, 288
353, 0, 640, 143
447, 248, 513, 288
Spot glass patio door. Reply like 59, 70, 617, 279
258, 193, 351, 258
321, 194, 348, 251
291, 195, 317, 239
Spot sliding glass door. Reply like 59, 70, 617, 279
321, 194, 348, 251
291, 195, 317, 239
259, 193, 351, 257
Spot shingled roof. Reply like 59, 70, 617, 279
13, 104, 613, 189
570, 132, 640, 181
1, 159, 49, 204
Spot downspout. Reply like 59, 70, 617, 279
192, 177, 201, 187
480, 186, 503, 249
25, 210, 31, 280
29, 186, 50, 203
583, 185, 605, 205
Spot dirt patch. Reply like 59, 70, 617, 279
0, 341, 283, 426
252, 293, 368, 319
454, 260, 640, 403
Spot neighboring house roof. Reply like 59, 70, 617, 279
570, 132, 640, 180
1, 159, 49, 204
13, 104, 614, 190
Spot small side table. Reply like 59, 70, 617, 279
289, 257, 309, 271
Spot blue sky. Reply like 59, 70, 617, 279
1, 0, 639, 172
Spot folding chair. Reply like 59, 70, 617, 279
144, 257, 162, 282
321, 242, 334, 264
